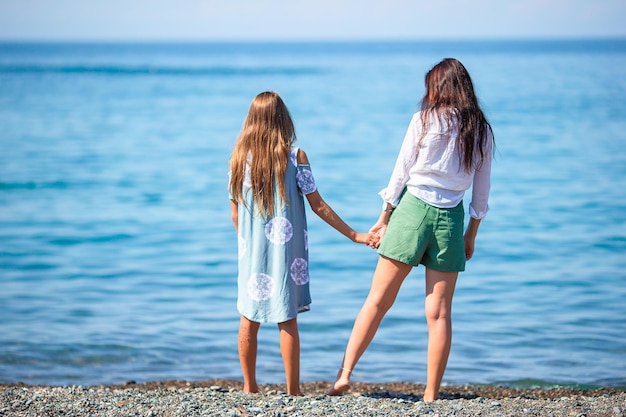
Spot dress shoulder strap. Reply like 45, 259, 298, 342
290, 147, 300, 166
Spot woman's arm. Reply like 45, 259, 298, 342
465, 131, 493, 259
464, 216, 481, 260
468, 131, 493, 219
368, 203, 394, 248
378, 113, 420, 208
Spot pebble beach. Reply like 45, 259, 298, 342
1, 379, 624, 417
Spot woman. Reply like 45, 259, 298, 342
328, 58, 495, 401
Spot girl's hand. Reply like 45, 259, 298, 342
353, 232, 378, 247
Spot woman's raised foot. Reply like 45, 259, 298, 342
326, 368, 352, 396
326, 379, 350, 396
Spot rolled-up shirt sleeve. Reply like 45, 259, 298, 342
378, 114, 420, 208
468, 132, 493, 219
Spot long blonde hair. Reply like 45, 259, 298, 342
229, 91, 296, 217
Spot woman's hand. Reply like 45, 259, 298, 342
464, 217, 481, 260
368, 221, 387, 248
464, 233, 475, 260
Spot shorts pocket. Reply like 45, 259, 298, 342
391, 193, 429, 230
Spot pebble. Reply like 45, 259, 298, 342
0, 385, 624, 417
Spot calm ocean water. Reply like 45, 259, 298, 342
1, 40, 625, 389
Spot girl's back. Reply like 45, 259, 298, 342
235, 147, 316, 323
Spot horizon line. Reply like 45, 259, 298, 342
1, 35, 626, 44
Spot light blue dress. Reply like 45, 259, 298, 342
232, 148, 317, 323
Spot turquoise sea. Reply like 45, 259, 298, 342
1, 40, 625, 388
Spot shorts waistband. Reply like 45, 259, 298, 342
404, 193, 464, 213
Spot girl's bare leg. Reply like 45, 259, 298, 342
423, 268, 458, 401
238, 316, 261, 393
327, 256, 412, 395
278, 317, 302, 396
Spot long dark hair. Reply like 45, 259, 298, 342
420, 58, 494, 173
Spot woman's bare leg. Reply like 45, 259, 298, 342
238, 315, 260, 393
327, 256, 412, 395
423, 268, 458, 401
278, 317, 302, 396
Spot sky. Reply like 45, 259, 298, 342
1, 0, 625, 41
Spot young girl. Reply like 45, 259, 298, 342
229, 91, 373, 396
327, 58, 495, 401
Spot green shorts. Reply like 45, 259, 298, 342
378, 192, 466, 272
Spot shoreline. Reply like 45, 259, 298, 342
3, 379, 625, 398
2, 379, 625, 417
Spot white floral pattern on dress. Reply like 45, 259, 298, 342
264, 217, 293, 244
238, 234, 246, 259
247, 273, 274, 301
296, 169, 316, 194
243, 164, 252, 188
290, 150, 298, 167
290, 258, 309, 285
304, 229, 308, 251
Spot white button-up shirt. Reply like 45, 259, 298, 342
379, 111, 492, 219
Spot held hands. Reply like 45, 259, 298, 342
353, 232, 379, 248
350, 211, 390, 249
367, 221, 387, 249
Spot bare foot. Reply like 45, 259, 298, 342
243, 384, 259, 394
326, 378, 350, 396
326, 367, 352, 396
422, 389, 439, 402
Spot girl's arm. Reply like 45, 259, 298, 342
298, 149, 374, 246
305, 190, 371, 244
230, 199, 238, 233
